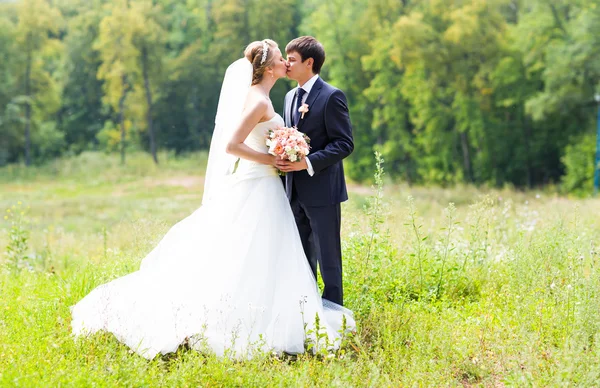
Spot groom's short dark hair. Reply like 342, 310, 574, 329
286, 36, 325, 74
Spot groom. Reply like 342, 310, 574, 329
276, 36, 354, 306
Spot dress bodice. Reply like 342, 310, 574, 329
234, 114, 284, 179
243, 114, 284, 153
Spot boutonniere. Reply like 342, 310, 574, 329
298, 103, 309, 119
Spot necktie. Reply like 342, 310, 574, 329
293, 88, 306, 127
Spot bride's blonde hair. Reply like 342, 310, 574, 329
244, 39, 278, 85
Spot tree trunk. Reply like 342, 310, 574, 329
24, 49, 32, 167
141, 46, 158, 165
460, 131, 473, 182
119, 74, 128, 165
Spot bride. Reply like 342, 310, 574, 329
71, 39, 355, 360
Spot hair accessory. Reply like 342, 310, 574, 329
260, 41, 269, 65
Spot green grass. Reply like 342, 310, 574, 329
2, 152, 600, 386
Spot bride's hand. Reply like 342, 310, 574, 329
266, 154, 278, 167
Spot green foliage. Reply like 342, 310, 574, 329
59, 1, 109, 154
1, 0, 64, 165
344, 152, 399, 319
0, 0, 599, 194
0, 15, 18, 165
561, 131, 597, 195
3, 202, 30, 272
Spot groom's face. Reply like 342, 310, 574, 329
286, 51, 312, 81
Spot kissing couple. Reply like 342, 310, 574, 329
71, 36, 355, 359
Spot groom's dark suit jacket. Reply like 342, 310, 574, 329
283, 77, 354, 206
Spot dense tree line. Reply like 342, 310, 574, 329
0, 0, 598, 192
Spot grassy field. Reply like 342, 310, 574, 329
2, 152, 600, 387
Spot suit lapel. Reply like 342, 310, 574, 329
286, 87, 297, 128
297, 77, 323, 131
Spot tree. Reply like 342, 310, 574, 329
512, 0, 600, 185
361, 0, 415, 182
153, 0, 219, 153
15, 0, 63, 166
304, 0, 390, 181
0, 14, 18, 165
127, 0, 168, 164
59, 0, 108, 153
94, 0, 138, 164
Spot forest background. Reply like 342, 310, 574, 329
1, 0, 599, 194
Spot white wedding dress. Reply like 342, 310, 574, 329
71, 114, 355, 359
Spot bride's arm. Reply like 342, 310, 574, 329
226, 98, 276, 166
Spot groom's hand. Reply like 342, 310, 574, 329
275, 157, 308, 173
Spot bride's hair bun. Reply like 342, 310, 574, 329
244, 39, 278, 85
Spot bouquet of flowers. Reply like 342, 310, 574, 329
266, 126, 311, 176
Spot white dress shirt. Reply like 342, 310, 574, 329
296, 74, 320, 176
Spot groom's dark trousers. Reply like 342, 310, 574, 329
290, 184, 343, 305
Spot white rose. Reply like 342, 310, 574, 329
289, 154, 298, 162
